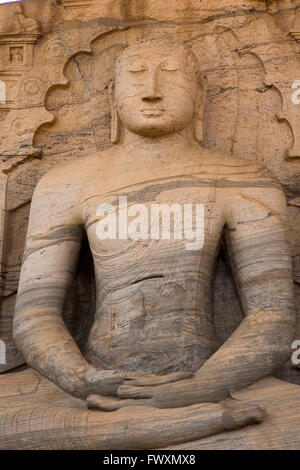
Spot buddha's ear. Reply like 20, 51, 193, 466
108, 80, 121, 145
193, 75, 208, 145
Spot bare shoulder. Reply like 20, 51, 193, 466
199, 149, 287, 219
35, 149, 114, 196
201, 148, 280, 187
202, 151, 289, 226
31, 150, 113, 229
39, 153, 97, 184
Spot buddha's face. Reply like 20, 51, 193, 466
114, 41, 199, 138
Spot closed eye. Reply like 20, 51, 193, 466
128, 67, 147, 73
160, 63, 179, 72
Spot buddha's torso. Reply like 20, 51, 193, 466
79, 147, 228, 374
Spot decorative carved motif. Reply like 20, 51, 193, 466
249, 42, 300, 160
44, 37, 66, 61
0, 3, 40, 36
0, 3, 41, 111
0, 33, 41, 69
9, 46, 24, 64
22, 77, 45, 98
0, 32, 40, 111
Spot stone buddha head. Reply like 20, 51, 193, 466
109, 38, 206, 144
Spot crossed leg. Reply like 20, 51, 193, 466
166, 377, 300, 450
0, 368, 267, 450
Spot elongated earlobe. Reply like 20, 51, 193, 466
108, 81, 121, 145
194, 76, 208, 144
111, 103, 121, 144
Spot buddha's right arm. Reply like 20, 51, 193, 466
12, 167, 97, 398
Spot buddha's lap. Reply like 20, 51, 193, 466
1, 368, 300, 449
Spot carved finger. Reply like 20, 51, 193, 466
128, 371, 193, 387
86, 369, 124, 385
87, 395, 152, 411
117, 384, 154, 399
85, 370, 130, 396
222, 400, 267, 431
100, 375, 127, 385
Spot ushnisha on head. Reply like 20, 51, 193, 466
109, 38, 206, 144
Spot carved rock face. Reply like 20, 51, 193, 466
114, 40, 199, 137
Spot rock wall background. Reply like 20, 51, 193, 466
0, 0, 299, 382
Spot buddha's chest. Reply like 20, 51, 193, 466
82, 178, 225, 272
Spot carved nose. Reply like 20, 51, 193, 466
142, 71, 162, 102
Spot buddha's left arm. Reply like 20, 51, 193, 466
114, 174, 296, 409
187, 178, 296, 401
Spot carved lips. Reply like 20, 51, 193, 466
141, 108, 165, 117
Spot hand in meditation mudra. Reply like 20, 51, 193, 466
3, 39, 299, 449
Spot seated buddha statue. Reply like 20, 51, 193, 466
1, 38, 300, 450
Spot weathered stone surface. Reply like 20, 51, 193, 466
0, 0, 299, 450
